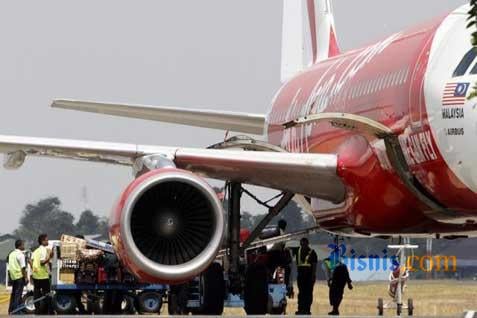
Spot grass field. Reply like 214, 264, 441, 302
0, 280, 475, 316
224, 280, 477, 316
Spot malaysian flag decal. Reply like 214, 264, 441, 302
442, 82, 469, 106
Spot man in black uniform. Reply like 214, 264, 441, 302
295, 237, 317, 315
328, 262, 353, 315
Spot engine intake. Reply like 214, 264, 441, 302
110, 168, 224, 283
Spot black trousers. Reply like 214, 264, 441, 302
329, 285, 345, 311
297, 268, 314, 314
8, 278, 25, 314
33, 278, 51, 314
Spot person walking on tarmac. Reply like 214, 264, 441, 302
328, 261, 353, 315
8, 239, 28, 314
32, 234, 52, 314
295, 237, 317, 315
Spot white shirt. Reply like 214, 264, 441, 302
38, 245, 48, 262
14, 249, 26, 268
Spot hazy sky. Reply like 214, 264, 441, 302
0, 0, 468, 233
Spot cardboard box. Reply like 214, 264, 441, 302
60, 234, 87, 249
77, 248, 104, 262
59, 272, 75, 284
60, 243, 79, 260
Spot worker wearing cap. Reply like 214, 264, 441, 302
295, 237, 317, 315
31, 234, 52, 314
8, 239, 28, 314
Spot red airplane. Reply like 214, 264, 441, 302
0, 1, 476, 285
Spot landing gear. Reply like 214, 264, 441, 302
244, 263, 269, 315
196, 263, 225, 315
181, 181, 294, 314
167, 283, 189, 315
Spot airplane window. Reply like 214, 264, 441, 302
453, 48, 477, 77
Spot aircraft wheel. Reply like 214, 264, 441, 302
244, 263, 269, 315
196, 262, 225, 315
377, 298, 384, 316
168, 283, 189, 315
408, 298, 414, 316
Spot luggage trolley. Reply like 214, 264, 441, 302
377, 239, 418, 316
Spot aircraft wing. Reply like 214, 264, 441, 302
0, 135, 345, 203
51, 100, 266, 135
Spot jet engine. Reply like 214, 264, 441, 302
109, 168, 224, 283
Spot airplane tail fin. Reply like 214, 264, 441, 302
281, 0, 340, 82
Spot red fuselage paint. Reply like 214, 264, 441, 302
268, 16, 477, 235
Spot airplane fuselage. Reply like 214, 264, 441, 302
267, 6, 477, 236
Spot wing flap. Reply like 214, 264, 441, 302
0, 134, 345, 202
52, 100, 266, 135
174, 148, 344, 203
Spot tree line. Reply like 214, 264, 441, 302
12, 197, 109, 245
11, 193, 317, 246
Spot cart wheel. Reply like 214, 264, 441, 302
86, 293, 103, 314
121, 294, 136, 314
137, 291, 162, 314
397, 303, 402, 316
408, 298, 414, 316
52, 293, 77, 315
377, 298, 384, 316
21, 291, 35, 314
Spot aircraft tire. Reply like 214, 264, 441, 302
244, 263, 268, 315
196, 262, 225, 315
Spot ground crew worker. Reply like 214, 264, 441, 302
322, 257, 333, 286
32, 234, 52, 314
328, 262, 353, 316
8, 239, 28, 314
295, 237, 317, 315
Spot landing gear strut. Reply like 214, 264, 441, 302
227, 182, 243, 294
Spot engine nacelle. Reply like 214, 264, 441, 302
109, 168, 224, 283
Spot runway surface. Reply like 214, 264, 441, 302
0, 315, 472, 318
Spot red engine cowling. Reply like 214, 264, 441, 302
109, 168, 224, 284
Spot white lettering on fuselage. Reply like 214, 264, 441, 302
280, 33, 401, 152
399, 131, 438, 166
